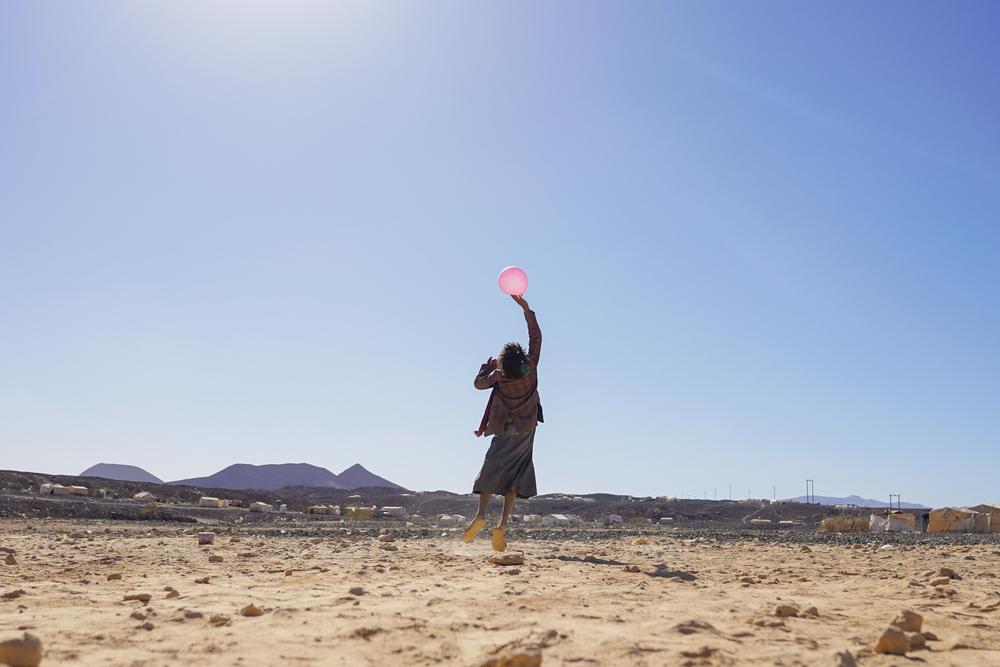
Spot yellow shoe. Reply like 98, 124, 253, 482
462, 517, 487, 543
491, 527, 506, 552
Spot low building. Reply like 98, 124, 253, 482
749, 519, 772, 526
199, 497, 226, 508
380, 506, 408, 519
249, 502, 273, 513
541, 514, 582, 527
133, 491, 155, 502
54, 485, 88, 496
344, 506, 375, 520
659, 517, 674, 524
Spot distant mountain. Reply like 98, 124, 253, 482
786, 494, 928, 509
80, 463, 163, 485
337, 463, 405, 491
170, 463, 343, 491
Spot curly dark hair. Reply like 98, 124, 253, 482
498, 341, 531, 378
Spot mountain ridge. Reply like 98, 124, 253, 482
785, 494, 929, 509
79, 463, 164, 485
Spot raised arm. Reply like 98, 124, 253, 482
474, 356, 498, 390
511, 295, 541, 367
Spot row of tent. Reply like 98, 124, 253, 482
822, 505, 1000, 534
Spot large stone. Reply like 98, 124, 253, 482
479, 652, 542, 667
0, 632, 42, 667
875, 626, 910, 655
123, 593, 151, 604
891, 610, 923, 633
489, 554, 524, 566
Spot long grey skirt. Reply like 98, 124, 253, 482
472, 427, 537, 499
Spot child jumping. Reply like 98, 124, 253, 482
463, 294, 542, 551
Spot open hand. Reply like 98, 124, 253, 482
510, 294, 529, 311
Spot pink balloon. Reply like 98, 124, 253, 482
498, 266, 528, 296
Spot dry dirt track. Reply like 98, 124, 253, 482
1, 520, 999, 666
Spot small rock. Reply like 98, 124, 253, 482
194, 577, 210, 584
775, 605, 799, 618
208, 614, 231, 627
106, 573, 122, 581
929, 577, 951, 587
183, 610, 203, 619
353, 627, 381, 640
907, 632, 926, 650
506, 568, 521, 575
738, 576, 755, 584
624, 565, 640, 573
489, 554, 524, 566
349, 587, 365, 596
800, 545, 812, 552
137, 621, 154, 631
891, 610, 923, 633
680, 646, 718, 659
3, 555, 16, 566
165, 590, 179, 599
379, 543, 398, 551
938, 567, 960, 580
377, 534, 395, 543
69, 532, 85, 539
830, 649, 857, 667
874, 626, 910, 655
124, 593, 151, 604
1, 590, 26, 600
922, 631, 938, 641
633, 537, 647, 545
208, 555, 223, 563
240, 603, 263, 617
0, 632, 43, 667
674, 619, 716, 635
803, 607, 819, 617
130, 610, 147, 621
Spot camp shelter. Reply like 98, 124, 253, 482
967, 504, 1000, 533
927, 507, 976, 533
820, 515, 869, 533
870, 511, 916, 533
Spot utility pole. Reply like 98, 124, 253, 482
729, 484, 732, 501
773, 485, 776, 501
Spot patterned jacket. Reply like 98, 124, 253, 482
474, 309, 543, 437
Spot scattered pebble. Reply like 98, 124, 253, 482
106, 573, 122, 581
240, 603, 263, 617
775, 605, 799, 618
123, 593, 151, 604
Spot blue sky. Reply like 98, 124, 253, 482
2, 2, 998, 507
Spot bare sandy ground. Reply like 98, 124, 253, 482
1, 520, 999, 666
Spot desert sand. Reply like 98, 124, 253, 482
2, 520, 999, 666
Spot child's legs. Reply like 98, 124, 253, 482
475, 492, 491, 520
498, 491, 516, 528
